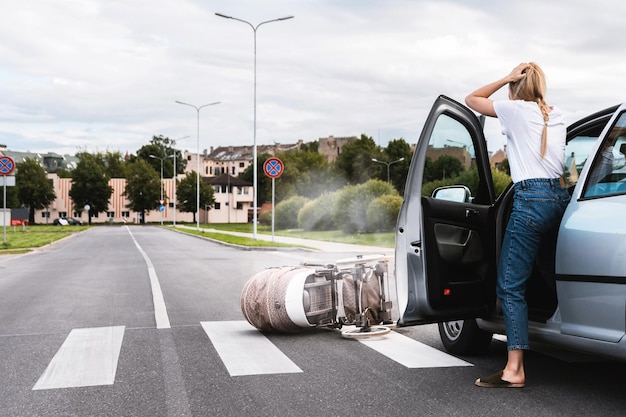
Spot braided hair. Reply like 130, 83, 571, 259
508, 62, 550, 158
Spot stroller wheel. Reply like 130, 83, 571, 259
341, 325, 391, 339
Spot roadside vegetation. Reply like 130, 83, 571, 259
2, 131, 512, 254
0, 225, 89, 254
202, 223, 396, 248
172, 227, 311, 249
0, 222, 394, 255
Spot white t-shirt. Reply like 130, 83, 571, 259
493, 100, 566, 183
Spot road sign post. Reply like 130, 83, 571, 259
1, 155, 16, 244
263, 158, 284, 241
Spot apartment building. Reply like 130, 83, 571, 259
3, 138, 358, 224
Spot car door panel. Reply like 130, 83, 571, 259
396, 95, 497, 326
555, 106, 626, 343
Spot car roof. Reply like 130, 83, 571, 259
567, 104, 620, 134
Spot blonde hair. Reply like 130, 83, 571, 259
508, 62, 550, 158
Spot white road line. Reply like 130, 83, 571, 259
201, 321, 303, 377
358, 331, 473, 368
33, 326, 125, 390
126, 226, 171, 329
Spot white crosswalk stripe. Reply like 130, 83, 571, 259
201, 321, 303, 376
357, 330, 472, 368
32, 321, 473, 389
33, 326, 125, 390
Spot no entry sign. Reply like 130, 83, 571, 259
0, 155, 15, 175
263, 157, 284, 179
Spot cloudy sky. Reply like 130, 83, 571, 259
1, 0, 624, 156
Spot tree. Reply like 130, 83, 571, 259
101, 151, 128, 178
69, 153, 113, 224
334, 134, 381, 184
0, 182, 19, 208
15, 158, 56, 224
275, 147, 337, 201
176, 171, 215, 224
424, 155, 465, 182
381, 138, 412, 194
124, 159, 162, 224
135, 135, 186, 179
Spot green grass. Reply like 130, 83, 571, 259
202, 223, 395, 248
0, 224, 89, 254
1, 222, 395, 254
170, 227, 308, 249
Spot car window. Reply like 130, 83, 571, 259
422, 114, 478, 198
582, 112, 626, 198
563, 112, 614, 188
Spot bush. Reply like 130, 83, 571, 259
422, 166, 512, 200
258, 210, 272, 226
366, 195, 403, 232
298, 192, 339, 231
274, 196, 310, 230
333, 180, 398, 234
491, 166, 512, 197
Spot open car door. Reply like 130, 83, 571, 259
395, 95, 498, 326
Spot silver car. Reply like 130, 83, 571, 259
395, 96, 626, 359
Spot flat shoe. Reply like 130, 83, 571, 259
475, 371, 525, 388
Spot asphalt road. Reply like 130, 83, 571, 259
1, 226, 625, 417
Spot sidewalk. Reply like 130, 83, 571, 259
174, 225, 394, 255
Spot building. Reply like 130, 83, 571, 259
426, 144, 473, 170
204, 174, 253, 223
33, 172, 254, 225
0, 147, 79, 172
1, 136, 346, 224
317, 135, 357, 162
184, 141, 304, 178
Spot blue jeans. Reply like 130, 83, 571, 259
496, 178, 570, 350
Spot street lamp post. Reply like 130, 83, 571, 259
372, 157, 405, 184
169, 135, 190, 227
149, 154, 165, 225
215, 12, 294, 239
175, 101, 220, 231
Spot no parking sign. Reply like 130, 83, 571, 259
0, 155, 15, 175
262, 157, 284, 242
1, 155, 16, 244
263, 157, 284, 179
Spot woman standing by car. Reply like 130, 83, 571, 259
465, 62, 570, 388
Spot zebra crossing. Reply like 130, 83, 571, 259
33, 326, 126, 390
31, 321, 472, 390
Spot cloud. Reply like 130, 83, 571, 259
0, 0, 625, 156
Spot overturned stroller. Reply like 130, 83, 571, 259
240, 255, 394, 338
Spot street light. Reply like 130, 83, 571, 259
175, 101, 220, 231
372, 157, 405, 184
215, 12, 294, 239
168, 135, 190, 227
149, 154, 165, 225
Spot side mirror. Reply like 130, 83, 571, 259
432, 185, 472, 203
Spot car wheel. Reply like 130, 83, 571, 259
438, 319, 493, 355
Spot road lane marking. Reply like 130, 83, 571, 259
357, 330, 473, 368
33, 326, 125, 390
201, 321, 303, 376
126, 226, 171, 329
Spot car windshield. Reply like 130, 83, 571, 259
583, 112, 626, 198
